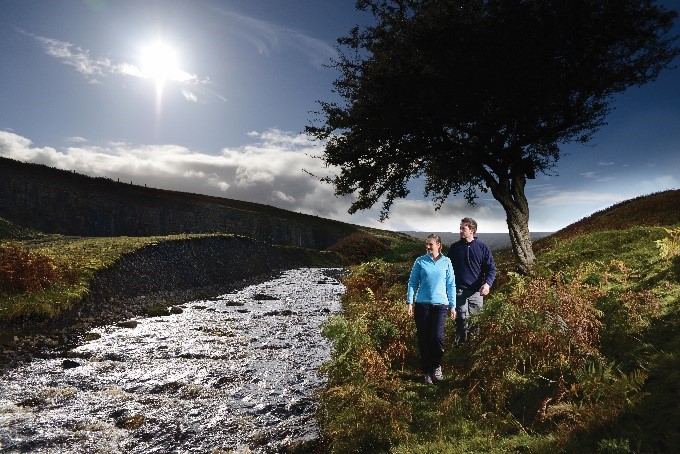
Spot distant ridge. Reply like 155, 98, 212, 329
0, 156, 361, 249
401, 231, 553, 252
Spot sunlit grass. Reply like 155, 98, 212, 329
318, 224, 680, 453
0, 233, 221, 321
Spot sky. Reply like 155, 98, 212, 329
1, 0, 679, 234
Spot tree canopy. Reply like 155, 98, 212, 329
307, 0, 679, 273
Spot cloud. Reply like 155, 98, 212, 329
372, 198, 504, 232
636, 175, 679, 193
4, 129, 673, 234
0, 129, 585, 233
65, 136, 89, 144
24, 31, 219, 101
0, 129, 357, 221
212, 8, 338, 69
181, 90, 199, 102
531, 190, 622, 207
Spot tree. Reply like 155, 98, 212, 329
307, 0, 679, 274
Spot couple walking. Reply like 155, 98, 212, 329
406, 217, 496, 384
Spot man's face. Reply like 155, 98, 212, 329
459, 223, 474, 241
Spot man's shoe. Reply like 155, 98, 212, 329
433, 366, 443, 381
424, 374, 433, 385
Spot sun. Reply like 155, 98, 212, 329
140, 40, 179, 85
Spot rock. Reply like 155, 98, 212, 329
62, 359, 80, 369
116, 320, 139, 329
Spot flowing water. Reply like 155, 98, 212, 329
0, 268, 344, 453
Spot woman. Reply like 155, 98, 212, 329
407, 234, 456, 384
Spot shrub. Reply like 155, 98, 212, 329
0, 244, 63, 294
469, 272, 604, 421
318, 260, 417, 452
319, 314, 411, 452
328, 232, 390, 264
656, 227, 680, 260
341, 260, 416, 369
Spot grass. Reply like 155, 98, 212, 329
317, 222, 680, 453
0, 232, 220, 321
0, 216, 422, 324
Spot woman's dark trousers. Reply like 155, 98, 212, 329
413, 303, 448, 374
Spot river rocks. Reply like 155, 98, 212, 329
0, 268, 344, 453
0, 236, 338, 372
116, 320, 139, 329
61, 359, 80, 369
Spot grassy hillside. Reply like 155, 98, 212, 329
316, 190, 680, 453
0, 156, 361, 247
0, 214, 421, 327
544, 189, 680, 241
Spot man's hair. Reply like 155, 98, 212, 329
461, 217, 478, 234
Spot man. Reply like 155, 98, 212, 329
448, 217, 496, 344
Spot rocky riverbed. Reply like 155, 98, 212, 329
0, 267, 344, 453
0, 235, 340, 370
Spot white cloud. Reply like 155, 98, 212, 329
212, 9, 338, 69
636, 175, 679, 193
3, 130, 674, 234
0, 129, 355, 224
531, 190, 622, 207
182, 90, 199, 102
65, 136, 88, 143
0, 129, 599, 233
272, 190, 296, 203
25, 31, 219, 102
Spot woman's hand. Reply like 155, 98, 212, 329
407, 303, 413, 317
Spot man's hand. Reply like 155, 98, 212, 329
480, 283, 491, 296
407, 303, 413, 317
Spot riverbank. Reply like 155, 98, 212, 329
0, 235, 342, 371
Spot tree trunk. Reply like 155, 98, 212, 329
483, 169, 536, 274
504, 202, 535, 275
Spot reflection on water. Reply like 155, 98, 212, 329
0, 268, 344, 453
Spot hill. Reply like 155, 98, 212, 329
402, 231, 553, 252
0, 156, 360, 249
548, 189, 680, 239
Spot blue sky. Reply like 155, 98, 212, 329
1, 0, 679, 234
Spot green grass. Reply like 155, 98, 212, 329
0, 215, 421, 324
317, 223, 680, 453
0, 232, 219, 321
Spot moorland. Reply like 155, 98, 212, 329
1, 155, 679, 452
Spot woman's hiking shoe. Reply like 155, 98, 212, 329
433, 366, 443, 381
424, 374, 433, 385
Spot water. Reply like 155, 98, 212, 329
0, 268, 344, 453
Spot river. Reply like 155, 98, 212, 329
0, 267, 344, 453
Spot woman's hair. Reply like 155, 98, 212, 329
461, 217, 478, 234
426, 234, 442, 244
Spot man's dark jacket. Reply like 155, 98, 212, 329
448, 238, 497, 291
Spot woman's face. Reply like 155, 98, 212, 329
425, 239, 441, 256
